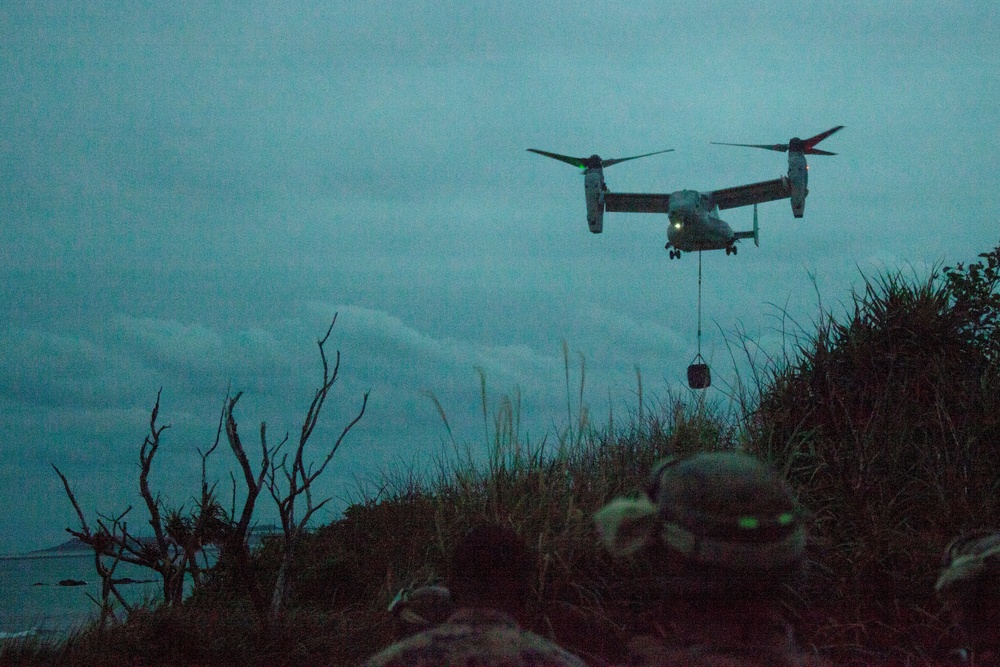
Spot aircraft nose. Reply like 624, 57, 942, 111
669, 207, 695, 229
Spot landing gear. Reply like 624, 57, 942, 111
667, 247, 681, 260
725, 245, 738, 256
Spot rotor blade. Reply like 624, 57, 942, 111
601, 149, 674, 167
802, 125, 844, 150
803, 148, 837, 156
526, 149, 586, 169
710, 141, 789, 153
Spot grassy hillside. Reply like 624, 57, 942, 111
6, 244, 999, 666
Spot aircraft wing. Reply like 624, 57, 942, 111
604, 193, 671, 213
709, 177, 790, 211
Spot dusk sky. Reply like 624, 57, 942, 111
2, 2, 998, 554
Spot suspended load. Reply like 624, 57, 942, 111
687, 353, 711, 389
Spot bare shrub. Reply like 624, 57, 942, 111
54, 314, 368, 628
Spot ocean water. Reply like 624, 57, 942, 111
0, 553, 162, 640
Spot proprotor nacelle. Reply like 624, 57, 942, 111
527, 148, 674, 233
712, 126, 843, 218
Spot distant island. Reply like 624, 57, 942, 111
5, 524, 282, 560
0, 537, 94, 560
28, 537, 92, 555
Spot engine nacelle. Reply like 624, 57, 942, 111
584, 168, 606, 233
788, 150, 808, 218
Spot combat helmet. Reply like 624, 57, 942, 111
594, 451, 806, 594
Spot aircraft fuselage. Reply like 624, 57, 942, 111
666, 190, 735, 252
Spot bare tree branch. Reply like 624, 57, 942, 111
139, 388, 171, 558
52, 465, 134, 626
55, 390, 225, 609
53, 314, 368, 629
52, 464, 92, 542
261, 313, 369, 621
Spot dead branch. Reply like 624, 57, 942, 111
220, 389, 278, 620
224, 391, 271, 540
52, 465, 133, 626
55, 390, 222, 609
262, 314, 369, 620
139, 388, 172, 562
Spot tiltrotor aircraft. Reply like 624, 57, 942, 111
528, 126, 842, 259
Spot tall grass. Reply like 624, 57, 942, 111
741, 265, 1000, 664
322, 352, 740, 664
8, 363, 735, 666
9, 246, 1000, 666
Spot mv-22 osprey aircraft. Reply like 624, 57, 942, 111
529, 126, 842, 259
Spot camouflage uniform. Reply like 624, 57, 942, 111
362, 606, 588, 667
595, 452, 831, 667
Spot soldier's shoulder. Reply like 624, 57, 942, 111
361, 622, 463, 665
509, 626, 590, 666
362, 620, 587, 667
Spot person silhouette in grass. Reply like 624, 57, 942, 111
594, 451, 831, 667
937, 529, 1000, 666
362, 523, 587, 667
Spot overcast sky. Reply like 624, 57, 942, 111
2, 2, 998, 554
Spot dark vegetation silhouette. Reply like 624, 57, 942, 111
5, 244, 999, 666
744, 247, 1000, 661
47, 316, 368, 633
52, 390, 230, 625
